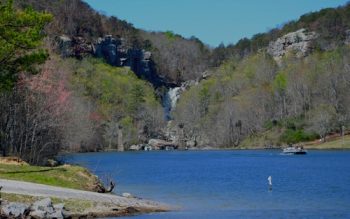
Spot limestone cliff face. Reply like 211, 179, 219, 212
57, 35, 166, 87
345, 29, 350, 45
267, 29, 318, 63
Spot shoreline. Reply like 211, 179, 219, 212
61, 146, 350, 155
0, 179, 171, 218
0, 159, 172, 218
60, 135, 350, 155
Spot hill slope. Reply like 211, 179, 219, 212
15, 0, 211, 85
212, 3, 350, 65
4, 0, 350, 155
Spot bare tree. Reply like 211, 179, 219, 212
308, 105, 335, 142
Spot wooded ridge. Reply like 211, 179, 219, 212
1, 0, 350, 164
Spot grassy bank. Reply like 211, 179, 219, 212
0, 159, 169, 218
0, 160, 99, 191
237, 130, 350, 150
304, 135, 350, 149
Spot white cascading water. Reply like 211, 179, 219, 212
163, 87, 181, 120
168, 87, 181, 109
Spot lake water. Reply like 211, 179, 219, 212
63, 150, 350, 219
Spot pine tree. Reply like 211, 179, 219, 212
0, 0, 52, 90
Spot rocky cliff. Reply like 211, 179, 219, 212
267, 28, 318, 63
57, 35, 167, 87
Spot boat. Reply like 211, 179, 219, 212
144, 145, 153, 151
282, 145, 307, 155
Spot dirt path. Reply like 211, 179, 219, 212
0, 179, 169, 211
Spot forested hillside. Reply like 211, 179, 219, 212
169, 2, 350, 149
0, 0, 166, 164
173, 48, 350, 148
1, 0, 350, 164
14, 0, 211, 84
211, 3, 350, 65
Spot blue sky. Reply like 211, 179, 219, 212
84, 0, 349, 47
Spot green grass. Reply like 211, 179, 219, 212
305, 135, 350, 149
0, 164, 99, 191
239, 128, 350, 149
2, 193, 38, 204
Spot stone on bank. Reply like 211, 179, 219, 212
1, 198, 67, 219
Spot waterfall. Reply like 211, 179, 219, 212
168, 87, 181, 109
163, 87, 181, 120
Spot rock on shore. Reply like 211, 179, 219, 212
1, 198, 67, 219
0, 178, 171, 218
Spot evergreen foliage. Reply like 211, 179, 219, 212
0, 0, 52, 90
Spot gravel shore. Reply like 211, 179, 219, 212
0, 179, 170, 217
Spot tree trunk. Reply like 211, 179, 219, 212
117, 125, 124, 151
96, 181, 116, 193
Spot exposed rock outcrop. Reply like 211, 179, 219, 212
94, 35, 123, 66
267, 28, 318, 63
57, 35, 72, 58
56, 35, 166, 87
148, 139, 177, 150
345, 29, 350, 45
57, 35, 94, 58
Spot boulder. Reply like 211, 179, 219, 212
147, 139, 178, 150
2, 202, 29, 217
32, 198, 53, 212
53, 203, 65, 212
30, 198, 66, 219
129, 145, 141, 151
53, 203, 69, 219
122, 192, 134, 198
47, 210, 64, 219
29, 209, 47, 219
148, 139, 175, 149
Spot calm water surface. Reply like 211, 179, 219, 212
63, 150, 350, 219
